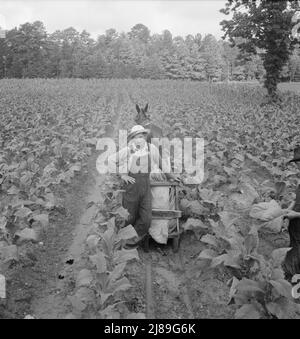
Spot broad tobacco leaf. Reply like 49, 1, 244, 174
15, 228, 37, 242
106, 217, 116, 232
236, 278, 265, 294
57, 171, 72, 184
86, 234, 100, 250
108, 277, 131, 295
234, 153, 245, 163
11, 200, 36, 208
271, 268, 285, 280
7, 186, 20, 195
212, 175, 228, 187
20, 172, 33, 187
223, 166, 236, 177
101, 227, 116, 258
266, 300, 289, 319
116, 225, 138, 241
32, 214, 49, 228
99, 302, 123, 319
44, 193, 57, 210
264, 216, 284, 233
235, 304, 261, 319
271, 248, 291, 268
0, 274, 6, 299
269, 279, 293, 300
89, 252, 107, 274
74, 287, 96, 308
76, 269, 93, 288
198, 188, 222, 206
14, 207, 32, 219
43, 162, 57, 177
249, 200, 283, 222
200, 234, 218, 248
274, 181, 286, 198
68, 295, 86, 312
228, 182, 259, 210
180, 199, 209, 216
218, 211, 239, 232
284, 170, 298, 177
108, 263, 127, 284
228, 277, 240, 304
99, 291, 113, 306
85, 137, 98, 146
208, 218, 219, 230
198, 249, 218, 260
113, 190, 125, 206
211, 253, 241, 269
69, 163, 81, 173
114, 248, 139, 265
183, 176, 201, 185
228, 234, 245, 253
244, 228, 259, 255
0, 216, 7, 230
182, 218, 208, 232
0, 245, 18, 263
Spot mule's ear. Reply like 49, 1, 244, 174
144, 103, 149, 112
136, 104, 140, 113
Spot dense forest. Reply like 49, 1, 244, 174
0, 21, 299, 81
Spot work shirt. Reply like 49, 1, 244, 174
108, 142, 170, 175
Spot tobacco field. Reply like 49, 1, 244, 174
1, 79, 300, 319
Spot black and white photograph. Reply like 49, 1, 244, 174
1, 0, 300, 323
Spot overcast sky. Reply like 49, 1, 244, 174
0, 0, 228, 39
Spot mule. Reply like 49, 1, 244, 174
135, 103, 170, 172
134, 103, 163, 143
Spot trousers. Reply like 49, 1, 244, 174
122, 172, 152, 237
283, 184, 300, 280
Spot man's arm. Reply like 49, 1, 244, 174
107, 146, 135, 184
285, 210, 300, 220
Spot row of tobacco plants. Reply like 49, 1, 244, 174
66, 176, 146, 319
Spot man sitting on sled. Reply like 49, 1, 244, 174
108, 125, 180, 251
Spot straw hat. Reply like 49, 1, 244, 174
128, 125, 149, 141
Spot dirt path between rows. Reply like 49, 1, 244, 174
30, 154, 106, 319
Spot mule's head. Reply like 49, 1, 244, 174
134, 103, 150, 125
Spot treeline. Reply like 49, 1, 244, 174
0, 21, 299, 81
